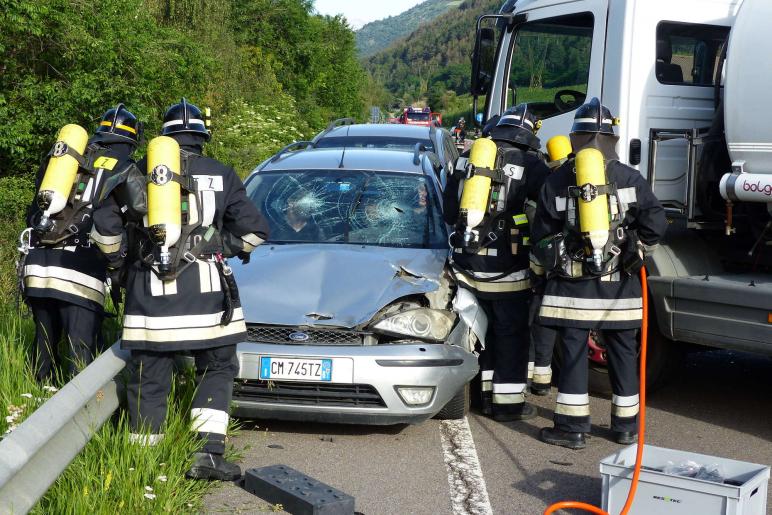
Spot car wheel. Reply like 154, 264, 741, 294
434, 383, 470, 420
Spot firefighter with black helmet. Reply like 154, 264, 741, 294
532, 98, 667, 449
443, 104, 550, 421
92, 98, 269, 480
20, 104, 140, 382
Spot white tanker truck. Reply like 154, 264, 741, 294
470, 0, 772, 386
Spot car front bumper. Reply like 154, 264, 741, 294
233, 341, 478, 425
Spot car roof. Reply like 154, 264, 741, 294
259, 147, 432, 175
316, 123, 438, 140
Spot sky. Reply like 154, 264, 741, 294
314, 0, 424, 29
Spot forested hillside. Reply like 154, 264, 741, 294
0, 0, 374, 307
0, 0, 367, 181
365, 0, 500, 110
356, 0, 462, 57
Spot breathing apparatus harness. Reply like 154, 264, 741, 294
537, 159, 642, 281
137, 149, 237, 325
449, 145, 533, 283
17, 141, 122, 306
453, 148, 528, 251
31, 142, 115, 247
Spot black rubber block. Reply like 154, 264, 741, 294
244, 465, 355, 515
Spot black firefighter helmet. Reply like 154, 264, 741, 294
570, 97, 621, 159
93, 103, 141, 146
161, 98, 210, 141
571, 97, 618, 135
489, 103, 541, 151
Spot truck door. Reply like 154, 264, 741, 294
498, 0, 608, 145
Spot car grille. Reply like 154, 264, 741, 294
233, 380, 386, 408
246, 325, 367, 345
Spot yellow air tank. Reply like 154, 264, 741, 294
147, 136, 182, 271
546, 135, 572, 168
575, 147, 610, 271
36, 124, 89, 227
460, 137, 498, 230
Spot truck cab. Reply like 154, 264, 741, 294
471, 0, 771, 365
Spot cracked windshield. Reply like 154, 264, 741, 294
247, 170, 446, 248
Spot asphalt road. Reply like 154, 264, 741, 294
204, 349, 772, 514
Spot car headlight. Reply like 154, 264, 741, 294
372, 308, 455, 341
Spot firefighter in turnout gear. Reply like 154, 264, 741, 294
529, 135, 573, 396
92, 98, 269, 480
21, 104, 140, 382
443, 104, 550, 421
532, 98, 667, 449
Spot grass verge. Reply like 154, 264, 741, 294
1, 175, 241, 513
1, 300, 237, 513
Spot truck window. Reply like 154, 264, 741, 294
655, 22, 730, 86
506, 12, 594, 120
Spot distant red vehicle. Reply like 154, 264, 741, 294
397, 107, 442, 127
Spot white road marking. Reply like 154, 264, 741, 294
440, 417, 493, 515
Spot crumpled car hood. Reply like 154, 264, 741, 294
232, 244, 448, 328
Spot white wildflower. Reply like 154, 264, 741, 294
157, 475, 167, 482
145, 485, 153, 492
129, 467, 135, 471
5, 415, 15, 423
20, 393, 32, 399
43, 386, 58, 393
143, 493, 156, 500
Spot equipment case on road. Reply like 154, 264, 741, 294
600, 444, 770, 515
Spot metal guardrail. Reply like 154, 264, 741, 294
0, 342, 129, 513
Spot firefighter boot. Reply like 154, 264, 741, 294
481, 391, 493, 416
539, 427, 586, 450
186, 452, 241, 481
613, 430, 638, 445
492, 402, 537, 422
530, 382, 551, 396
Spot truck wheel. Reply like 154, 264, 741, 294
435, 383, 470, 420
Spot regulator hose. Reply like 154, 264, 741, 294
543, 266, 649, 515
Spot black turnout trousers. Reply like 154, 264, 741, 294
555, 326, 640, 433
127, 345, 238, 455
29, 297, 101, 382
529, 293, 559, 388
477, 291, 531, 415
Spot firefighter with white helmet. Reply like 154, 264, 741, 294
92, 98, 269, 480
20, 104, 140, 382
531, 98, 667, 449
443, 104, 550, 421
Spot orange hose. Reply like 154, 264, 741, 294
543, 266, 648, 515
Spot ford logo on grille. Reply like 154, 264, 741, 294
288, 331, 310, 342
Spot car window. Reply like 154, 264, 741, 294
315, 136, 434, 152
407, 112, 430, 122
443, 134, 459, 161
247, 170, 447, 249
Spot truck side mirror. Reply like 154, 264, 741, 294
471, 27, 496, 96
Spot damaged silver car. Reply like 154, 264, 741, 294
230, 145, 485, 424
